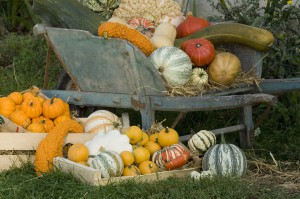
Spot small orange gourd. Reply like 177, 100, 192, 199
133, 147, 150, 165
125, 126, 143, 145
0, 97, 16, 117
43, 97, 66, 119
54, 115, 71, 126
8, 92, 23, 105
144, 141, 162, 156
21, 98, 43, 119
122, 165, 141, 176
67, 143, 89, 162
9, 110, 31, 128
27, 122, 46, 133
136, 132, 149, 146
139, 160, 158, 175
157, 127, 179, 147
120, 151, 135, 166
149, 133, 159, 143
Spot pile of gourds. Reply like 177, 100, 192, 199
0, 88, 81, 133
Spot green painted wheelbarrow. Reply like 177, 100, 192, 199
33, 24, 300, 148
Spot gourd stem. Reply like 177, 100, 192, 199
220, 133, 226, 144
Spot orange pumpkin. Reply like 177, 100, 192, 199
67, 143, 89, 162
41, 117, 55, 132
43, 97, 66, 119
122, 165, 141, 176
27, 122, 46, 133
9, 110, 31, 128
120, 151, 135, 166
21, 98, 43, 119
149, 133, 159, 143
125, 126, 143, 145
23, 92, 45, 104
54, 115, 71, 126
157, 127, 179, 147
139, 160, 158, 175
8, 92, 23, 105
136, 132, 149, 146
133, 147, 150, 165
144, 141, 162, 156
0, 97, 16, 117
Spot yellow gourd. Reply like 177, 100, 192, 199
150, 22, 177, 48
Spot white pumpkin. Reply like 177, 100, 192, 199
188, 130, 216, 156
149, 46, 193, 86
189, 68, 209, 89
150, 23, 177, 48
84, 110, 122, 134
90, 151, 124, 178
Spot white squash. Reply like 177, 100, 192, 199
84, 110, 122, 134
85, 129, 132, 156
190, 170, 214, 180
188, 130, 216, 156
189, 68, 209, 89
150, 22, 177, 48
149, 46, 193, 86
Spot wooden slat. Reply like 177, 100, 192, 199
0, 155, 34, 171
54, 157, 201, 186
0, 133, 96, 150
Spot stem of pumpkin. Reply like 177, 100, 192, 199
220, 133, 226, 144
196, 43, 201, 48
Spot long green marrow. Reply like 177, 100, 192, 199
174, 23, 275, 51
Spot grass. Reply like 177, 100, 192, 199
0, 162, 299, 199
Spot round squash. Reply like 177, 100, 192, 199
136, 132, 149, 146
157, 127, 179, 147
208, 52, 241, 86
42, 97, 66, 119
90, 151, 124, 178
124, 126, 143, 145
144, 141, 162, 156
21, 98, 43, 119
189, 68, 209, 89
133, 147, 150, 165
120, 151, 135, 166
202, 134, 247, 177
84, 110, 122, 134
0, 97, 16, 117
8, 92, 23, 105
9, 110, 31, 128
27, 122, 46, 133
149, 46, 192, 86
68, 143, 89, 162
123, 165, 141, 176
139, 160, 158, 175
188, 130, 216, 156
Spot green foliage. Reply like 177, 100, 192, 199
0, 33, 62, 95
0, 0, 39, 33
208, 0, 300, 78
0, 163, 297, 199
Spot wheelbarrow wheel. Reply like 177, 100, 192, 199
56, 69, 97, 117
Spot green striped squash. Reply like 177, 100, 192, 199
202, 134, 247, 177
149, 46, 192, 86
90, 151, 124, 178
187, 130, 216, 156
78, 0, 120, 19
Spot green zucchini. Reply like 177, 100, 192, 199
174, 23, 275, 51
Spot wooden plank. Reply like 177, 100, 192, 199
53, 157, 201, 186
0, 155, 34, 171
0, 133, 96, 150
258, 78, 300, 94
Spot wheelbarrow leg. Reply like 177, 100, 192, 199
140, 98, 155, 130
239, 105, 254, 148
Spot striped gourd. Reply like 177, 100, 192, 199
188, 130, 216, 156
152, 143, 186, 169
90, 151, 124, 178
202, 134, 247, 177
84, 110, 122, 134
149, 46, 192, 86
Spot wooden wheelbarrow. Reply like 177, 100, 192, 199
33, 24, 299, 148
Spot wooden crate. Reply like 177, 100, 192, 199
53, 157, 201, 186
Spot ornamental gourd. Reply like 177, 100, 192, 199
149, 46, 192, 86
90, 150, 124, 178
78, 0, 120, 19
176, 13, 210, 39
181, 38, 215, 67
21, 98, 43, 119
139, 160, 158, 174
189, 68, 209, 89
202, 134, 247, 177
43, 97, 66, 119
123, 165, 141, 176
187, 130, 216, 156
9, 110, 31, 128
8, 92, 23, 105
208, 52, 241, 86
150, 22, 177, 48
157, 127, 179, 147
128, 17, 155, 38
84, 110, 122, 134
0, 97, 16, 117
152, 144, 190, 170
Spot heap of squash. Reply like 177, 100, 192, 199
0, 88, 80, 133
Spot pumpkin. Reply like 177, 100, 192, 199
68, 143, 89, 162
0, 97, 16, 117
98, 22, 156, 56
21, 98, 43, 119
84, 110, 122, 134
85, 129, 132, 155
144, 141, 162, 156
123, 165, 141, 176
152, 144, 190, 170
150, 22, 177, 48
22, 92, 45, 104
33, 116, 55, 132
90, 150, 124, 178
176, 13, 210, 39
157, 127, 179, 147
149, 46, 192, 86
136, 132, 149, 146
181, 38, 215, 67
139, 160, 158, 175
207, 52, 241, 86
120, 151, 135, 166
27, 122, 46, 133
133, 146, 150, 165
79, 0, 120, 19
54, 115, 71, 126
187, 130, 216, 156
127, 17, 155, 38
9, 110, 31, 128
8, 92, 23, 105
149, 133, 159, 143
124, 126, 143, 145
202, 134, 247, 177
189, 68, 209, 89
43, 97, 66, 119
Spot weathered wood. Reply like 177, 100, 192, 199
0, 155, 34, 171
179, 124, 245, 142
257, 78, 300, 94
239, 106, 254, 148
33, 0, 105, 35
